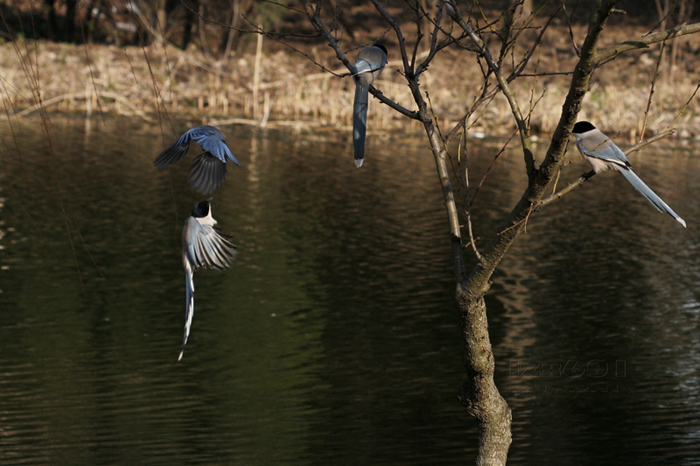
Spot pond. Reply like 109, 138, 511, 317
0, 116, 699, 465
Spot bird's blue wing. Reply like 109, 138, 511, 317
353, 59, 374, 75
353, 58, 387, 76
155, 126, 216, 168
154, 128, 196, 168
176, 127, 199, 145
191, 126, 241, 167
582, 140, 630, 168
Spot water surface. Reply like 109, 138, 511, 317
0, 117, 699, 465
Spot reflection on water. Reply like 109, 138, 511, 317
0, 117, 699, 465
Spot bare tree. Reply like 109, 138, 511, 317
251, 0, 700, 464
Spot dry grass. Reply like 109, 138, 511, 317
1, 22, 699, 139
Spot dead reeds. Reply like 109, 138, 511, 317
1, 23, 699, 138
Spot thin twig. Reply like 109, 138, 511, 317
536, 171, 593, 208
371, 0, 413, 75
445, 81, 499, 143
448, 3, 536, 179
594, 22, 700, 64
668, 83, 700, 128
639, 39, 666, 140
457, 124, 482, 261
470, 129, 518, 207
561, 0, 581, 56
408, 0, 423, 71
509, 4, 562, 80
626, 127, 676, 155
414, 0, 443, 78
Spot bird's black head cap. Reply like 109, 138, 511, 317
192, 200, 210, 218
573, 121, 596, 134
376, 44, 388, 55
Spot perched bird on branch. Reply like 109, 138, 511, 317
572, 121, 686, 227
352, 44, 388, 168
154, 126, 241, 195
179, 199, 237, 361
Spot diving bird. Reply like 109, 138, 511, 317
180, 199, 237, 361
572, 121, 686, 227
154, 126, 241, 195
352, 44, 388, 168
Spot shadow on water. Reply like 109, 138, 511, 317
0, 116, 699, 465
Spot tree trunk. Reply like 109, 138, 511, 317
65, 0, 77, 41
410, 75, 513, 464
43, 0, 58, 40
458, 292, 512, 466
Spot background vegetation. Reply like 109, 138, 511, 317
0, 0, 699, 137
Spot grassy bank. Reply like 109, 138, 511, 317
2, 22, 699, 139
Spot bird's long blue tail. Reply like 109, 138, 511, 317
179, 268, 195, 361
619, 168, 686, 227
353, 82, 370, 168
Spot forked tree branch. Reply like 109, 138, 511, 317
464, 0, 620, 299
594, 22, 700, 64
307, 2, 419, 120
370, 0, 413, 75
